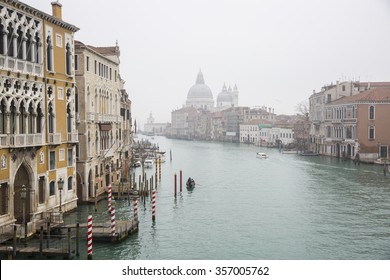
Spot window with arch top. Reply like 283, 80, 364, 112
369, 105, 375, 120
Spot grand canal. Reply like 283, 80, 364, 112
66, 136, 390, 260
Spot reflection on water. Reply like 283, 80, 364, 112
66, 136, 390, 260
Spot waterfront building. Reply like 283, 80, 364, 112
240, 120, 263, 144
170, 106, 198, 139
74, 40, 131, 202
0, 1, 79, 234
323, 87, 390, 162
144, 113, 169, 136
309, 81, 390, 155
243, 106, 275, 123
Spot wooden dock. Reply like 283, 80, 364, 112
0, 245, 73, 259
92, 220, 138, 243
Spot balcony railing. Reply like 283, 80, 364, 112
87, 112, 121, 123
8, 134, 44, 148
67, 132, 78, 143
0, 55, 43, 76
48, 133, 61, 145
0, 135, 7, 147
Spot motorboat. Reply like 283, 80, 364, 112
132, 160, 141, 168
186, 178, 195, 190
144, 158, 154, 168
256, 152, 268, 159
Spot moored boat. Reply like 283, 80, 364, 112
256, 152, 268, 159
144, 158, 154, 168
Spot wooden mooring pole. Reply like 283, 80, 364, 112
180, 170, 182, 192
174, 173, 177, 197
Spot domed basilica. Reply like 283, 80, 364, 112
185, 70, 239, 111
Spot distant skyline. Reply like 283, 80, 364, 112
25, 0, 390, 128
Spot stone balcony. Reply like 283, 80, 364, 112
0, 134, 44, 148
87, 112, 121, 123
67, 132, 78, 143
0, 55, 43, 77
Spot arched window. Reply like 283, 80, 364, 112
48, 102, 54, 133
67, 176, 73, 190
46, 36, 53, 71
369, 106, 375, 120
369, 126, 375, 140
10, 101, 16, 134
66, 43, 72, 75
7, 23, 14, 57
34, 33, 40, 63
0, 24, 4, 55
67, 104, 71, 133
26, 31, 33, 62
0, 100, 5, 134
16, 26, 23, 59
19, 102, 26, 134
36, 104, 42, 133
28, 103, 34, 133
49, 181, 55, 196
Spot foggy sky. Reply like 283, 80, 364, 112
24, 0, 390, 128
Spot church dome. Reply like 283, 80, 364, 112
217, 84, 233, 103
187, 70, 213, 100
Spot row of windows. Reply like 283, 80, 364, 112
76, 55, 118, 82
46, 35, 73, 75
49, 148, 73, 170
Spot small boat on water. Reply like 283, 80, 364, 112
186, 177, 195, 190
132, 160, 141, 167
144, 158, 154, 168
256, 152, 268, 159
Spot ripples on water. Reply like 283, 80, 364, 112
66, 137, 390, 260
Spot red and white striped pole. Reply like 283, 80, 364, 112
134, 198, 138, 223
152, 190, 156, 221
111, 205, 116, 237
107, 184, 112, 213
87, 215, 92, 260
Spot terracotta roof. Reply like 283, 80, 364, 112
353, 82, 390, 88
87, 46, 118, 56
329, 87, 390, 105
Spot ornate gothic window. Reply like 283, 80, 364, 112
48, 102, 54, 133
7, 23, 14, 57
66, 43, 72, 75
0, 100, 5, 134
46, 36, 53, 71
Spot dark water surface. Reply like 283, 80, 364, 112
65, 136, 390, 260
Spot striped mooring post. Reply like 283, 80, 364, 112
152, 190, 156, 221
107, 184, 112, 213
87, 215, 93, 260
134, 198, 138, 223
111, 205, 116, 237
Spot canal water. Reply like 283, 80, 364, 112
66, 136, 390, 260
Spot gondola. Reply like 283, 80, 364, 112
186, 178, 195, 190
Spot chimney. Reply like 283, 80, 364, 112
51, 1, 62, 20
